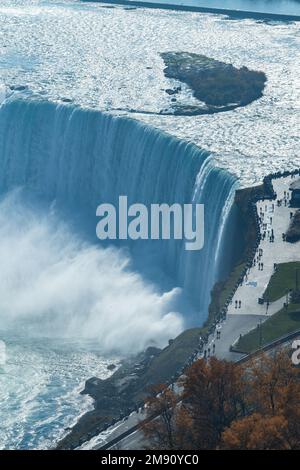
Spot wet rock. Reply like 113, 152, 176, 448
9, 85, 28, 91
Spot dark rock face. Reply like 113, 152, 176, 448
286, 210, 300, 243
165, 86, 181, 95
160, 51, 267, 116
56, 328, 202, 450
9, 85, 28, 91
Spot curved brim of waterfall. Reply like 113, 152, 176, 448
0, 95, 238, 448
0, 96, 238, 330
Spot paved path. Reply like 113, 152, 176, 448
205, 314, 265, 361
206, 176, 300, 361
228, 176, 300, 317
77, 409, 147, 450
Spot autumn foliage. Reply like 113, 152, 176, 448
140, 350, 300, 450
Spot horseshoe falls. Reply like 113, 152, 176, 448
0, 0, 299, 452
0, 96, 239, 449
0, 97, 237, 334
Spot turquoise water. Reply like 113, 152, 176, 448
0, 332, 119, 449
139, 0, 300, 16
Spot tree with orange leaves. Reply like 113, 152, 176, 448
224, 349, 300, 450
140, 384, 179, 450
140, 383, 195, 450
221, 413, 290, 450
140, 351, 300, 450
247, 350, 299, 416
181, 357, 248, 449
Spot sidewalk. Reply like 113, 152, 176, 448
208, 175, 300, 361
228, 176, 300, 317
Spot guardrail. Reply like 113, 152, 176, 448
234, 329, 300, 362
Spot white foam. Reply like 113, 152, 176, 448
0, 190, 184, 353
0, 85, 6, 105
0, 340, 6, 365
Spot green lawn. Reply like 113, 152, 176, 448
263, 262, 300, 302
234, 303, 300, 354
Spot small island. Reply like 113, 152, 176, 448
160, 52, 267, 116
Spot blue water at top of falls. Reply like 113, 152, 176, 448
125, 0, 300, 16
0, 96, 237, 323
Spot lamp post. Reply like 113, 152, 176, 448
259, 319, 262, 348
266, 298, 269, 315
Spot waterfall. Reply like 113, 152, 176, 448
0, 96, 237, 324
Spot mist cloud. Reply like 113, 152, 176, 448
0, 190, 184, 354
